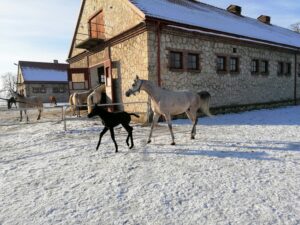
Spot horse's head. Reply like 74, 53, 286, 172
7, 97, 16, 109
11, 91, 23, 99
125, 75, 143, 97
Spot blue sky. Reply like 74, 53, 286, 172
0, 0, 299, 75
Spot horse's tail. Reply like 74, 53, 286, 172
129, 113, 140, 118
68, 93, 74, 112
197, 91, 212, 117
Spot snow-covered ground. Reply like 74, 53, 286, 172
0, 106, 299, 225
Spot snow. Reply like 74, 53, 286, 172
22, 67, 68, 82
0, 106, 300, 225
130, 0, 300, 48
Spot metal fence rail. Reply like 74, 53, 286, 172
0, 101, 150, 131
63, 101, 149, 131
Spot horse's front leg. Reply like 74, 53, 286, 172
24, 110, 29, 122
109, 127, 118, 152
96, 127, 108, 150
19, 110, 22, 122
147, 113, 160, 144
165, 114, 175, 145
37, 108, 41, 120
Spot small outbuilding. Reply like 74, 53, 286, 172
16, 60, 69, 103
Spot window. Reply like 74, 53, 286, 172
251, 59, 259, 74
187, 53, 199, 70
217, 56, 227, 72
170, 51, 183, 69
284, 63, 291, 76
260, 60, 269, 74
89, 11, 105, 39
277, 62, 284, 75
71, 73, 86, 90
53, 87, 59, 93
230, 57, 239, 72
53, 87, 66, 93
32, 87, 46, 93
59, 88, 66, 93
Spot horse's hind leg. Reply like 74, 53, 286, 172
186, 110, 198, 139
123, 124, 134, 149
191, 118, 198, 139
37, 109, 41, 120
147, 113, 160, 144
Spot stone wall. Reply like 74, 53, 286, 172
148, 26, 300, 108
297, 55, 300, 102
69, 57, 88, 68
110, 31, 150, 120
70, 0, 143, 58
25, 83, 69, 103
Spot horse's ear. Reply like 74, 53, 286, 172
136, 75, 139, 80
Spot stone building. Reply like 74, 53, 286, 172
17, 61, 69, 103
67, 0, 300, 120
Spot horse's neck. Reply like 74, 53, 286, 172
97, 110, 109, 120
141, 81, 161, 102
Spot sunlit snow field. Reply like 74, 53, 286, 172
0, 106, 299, 225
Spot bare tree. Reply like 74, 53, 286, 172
0, 72, 17, 98
290, 22, 300, 33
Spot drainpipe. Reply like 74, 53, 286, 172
156, 21, 162, 86
108, 46, 115, 105
294, 53, 298, 105
87, 55, 91, 89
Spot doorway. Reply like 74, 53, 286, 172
97, 66, 105, 85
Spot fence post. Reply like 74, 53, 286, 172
63, 106, 67, 131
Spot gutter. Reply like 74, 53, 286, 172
156, 21, 162, 86
294, 53, 298, 105
146, 16, 299, 52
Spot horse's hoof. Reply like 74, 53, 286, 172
147, 140, 151, 144
129, 145, 134, 149
191, 136, 195, 140
171, 142, 175, 145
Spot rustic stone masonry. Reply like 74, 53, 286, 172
71, 0, 143, 58
147, 26, 300, 108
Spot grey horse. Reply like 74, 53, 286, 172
125, 76, 211, 145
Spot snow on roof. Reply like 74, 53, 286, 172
19, 61, 68, 82
129, 0, 300, 48
22, 67, 68, 82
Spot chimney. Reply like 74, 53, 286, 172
258, 15, 271, 24
227, 5, 242, 16
53, 59, 59, 64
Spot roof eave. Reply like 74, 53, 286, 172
145, 16, 300, 51
68, 0, 87, 59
